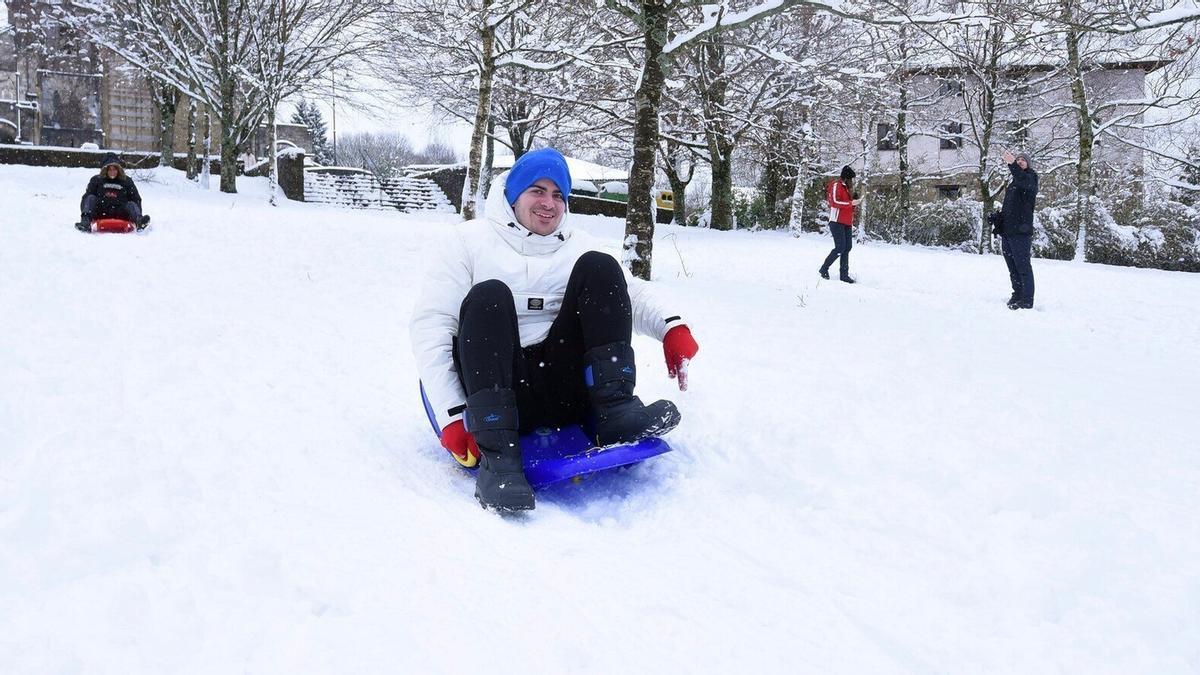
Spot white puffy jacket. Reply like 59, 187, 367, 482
410, 182, 686, 430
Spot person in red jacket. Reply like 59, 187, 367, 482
819, 165, 863, 283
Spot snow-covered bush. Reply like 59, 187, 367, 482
912, 199, 979, 251
860, 189, 901, 242
860, 192, 977, 250
1032, 204, 1078, 260
1083, 197, 1142, 266
1101, 199, 1200, 272
1038, 196, 1200, 271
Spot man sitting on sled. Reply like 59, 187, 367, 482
409, 148, 699, 511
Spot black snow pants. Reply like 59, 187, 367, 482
455, 251, 632, 433
82, 194, 141, 223
1001, 233, 1035, 303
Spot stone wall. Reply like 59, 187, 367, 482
277, 151, 305, 202
0, 144, 221, 174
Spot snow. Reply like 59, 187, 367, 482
3, 164, 1200, 673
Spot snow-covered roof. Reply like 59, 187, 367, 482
492, 153, 627, 182
903, 30, 1173, 74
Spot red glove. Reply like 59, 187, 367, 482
663, 325, 699, 391
440, 420, 480, 468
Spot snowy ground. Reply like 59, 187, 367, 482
2, 165, 1198, 674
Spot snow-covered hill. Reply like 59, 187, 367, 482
2, 165, 1198, 674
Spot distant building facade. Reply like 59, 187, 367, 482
1, 1, 311, 159
823, 60, 1165, 202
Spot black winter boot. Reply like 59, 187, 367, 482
466, 388, 534, 511
585, 343, 681, 447
76, 216, 91, 233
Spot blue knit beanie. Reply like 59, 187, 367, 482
505, 148, 571, 206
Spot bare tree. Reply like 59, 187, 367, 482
69, 0, 378, 194
379, 0, 588, 218
337, 131, 416, 175
246, 0, 382, 203
1013, 0, 1200, 260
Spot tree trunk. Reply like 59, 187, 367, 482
624, 0, 669, 280
894, 26, 912, 241
155, 83, 179, 168
268, 107, 279, 206
218, 68, 238, 193
462, 0, 495, 221
788, 162, 807, 236
856, 115, 872, 243
897, 78, 910, 242
482, 115, 495, 200
201, 110, 212, 190
976, 23, 1003, 254
666, 170, 688, 226
709, 147, 733, 230
186, 101, 198, 180
1063, 0, 1093, 262
701, 36, 734, 231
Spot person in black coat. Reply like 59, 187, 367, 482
996, 150, 1038, 309
77, 153, 149, 231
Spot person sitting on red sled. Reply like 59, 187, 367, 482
77, 153, 150, 232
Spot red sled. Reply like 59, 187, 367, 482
92, 217, 136, 233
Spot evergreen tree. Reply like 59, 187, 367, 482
292, 98, 333, 165
1181, 145, 1200, 207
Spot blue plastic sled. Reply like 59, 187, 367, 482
420, 383, 672, 489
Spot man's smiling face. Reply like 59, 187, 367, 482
512, 178, 566, 235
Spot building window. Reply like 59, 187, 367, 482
938, 78, 964, 98
940, 122, 963, 150
1005, 119, 1030, 145
877, 122, 898, 151
936, 185, 962, 200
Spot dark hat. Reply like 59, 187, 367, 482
100, 153, 122, 169
840, 165, 856, 181
505, 148, 572, 206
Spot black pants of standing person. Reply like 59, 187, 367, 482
820, 222, 853, 279
455, 251, 632, 434
1001, 233, 1035, 305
